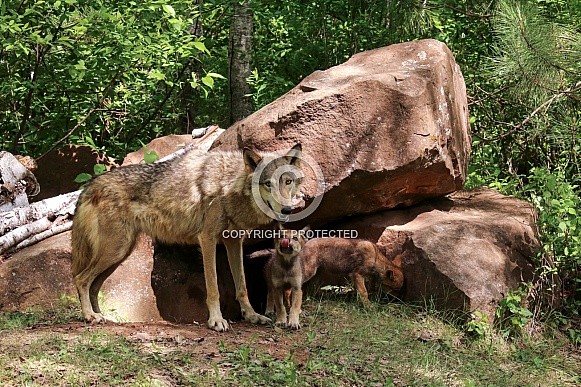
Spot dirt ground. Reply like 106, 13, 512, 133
29, 318, 313, 366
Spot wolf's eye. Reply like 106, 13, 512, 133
285, 179, 293, 185
292, 236, 299, 241
264, 181, 271, 188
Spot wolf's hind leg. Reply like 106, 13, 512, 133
74, 238, 135, 323
223, 237, 271, 325
89, 260, 125, 314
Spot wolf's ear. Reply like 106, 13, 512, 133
285, 143, 302, 166
277, 222, 285, 230
301, 225, 310, 233
243, 148, 262, 171
392, 254, 403, 268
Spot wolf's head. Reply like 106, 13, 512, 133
375, 253, 405, 296
244, 143, 303, 222
274, 225, 310, 258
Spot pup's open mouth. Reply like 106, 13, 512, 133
278, 238, 294, 254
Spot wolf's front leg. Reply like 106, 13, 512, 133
351, 273, 371, 307
199, 235, 229, 332
287, 286, 303, 330
223, 237, 271, 325
265, 287, 275, 316
273, 287, 288, 327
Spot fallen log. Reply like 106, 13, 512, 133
0, 191, 80, 235
0, 152, 40, 211
15, 220, 73, 250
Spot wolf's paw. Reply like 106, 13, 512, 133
275, 318, 287, 328
84, 312, 110, 324
208, 317, 230, 332
244, 312, 271, 325
287, 317, 301, 330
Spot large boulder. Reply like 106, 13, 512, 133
212, 38, 471, 225
327, 187, 539, 320
0, 188, 538, 323
0, 232, 76, 310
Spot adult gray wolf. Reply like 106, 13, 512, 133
71, 143, 302, 332
263, 225, 310, 329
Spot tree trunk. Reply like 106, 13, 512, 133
180, 0, 204, 133
228, 0, 254, 125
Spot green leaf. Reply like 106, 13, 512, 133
74, 173, 93, 184
93, 164, 107, 175
162, 4, 176, 17
144, 149, 159, 163
201, 76, 214, 88
206, 72, 226, 79
192, 41, 208, 53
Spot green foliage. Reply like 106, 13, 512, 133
468, 0, 581, 341
1, 0, 580, 340
525, 168, 581, 320
74, 163, 107, 184
0, 0, 219, 159
141, 143, 160, 163
467, 311, 490, 338
495, 290, 534, 338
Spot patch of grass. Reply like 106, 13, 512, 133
0, 294, 579, 386
0, 295, 80, 330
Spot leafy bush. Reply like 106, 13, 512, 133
0, 0, 217, 159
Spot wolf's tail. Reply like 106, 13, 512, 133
70, 195, 98, 277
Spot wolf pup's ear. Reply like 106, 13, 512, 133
285, 143, 302, 166
392, 254, 403, 268
243, 148, 262, 171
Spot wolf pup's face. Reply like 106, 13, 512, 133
244, 144, 303, 222
274, 226, 309, 257
377, 255, 405, 296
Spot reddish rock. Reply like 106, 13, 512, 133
0, 232, 76, 310
150, 243, 270, 323
327, 187, 539, 320
212, 39, 471, 225
32, 145, 112, 202
122, 127, 224, 166
122, 134, 194, 166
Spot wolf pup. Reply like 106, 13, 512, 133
71, 143, 302, 332
264, 225, 309, 329
299, 238, 404, 306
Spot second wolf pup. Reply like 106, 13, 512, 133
299, 238, 404, 306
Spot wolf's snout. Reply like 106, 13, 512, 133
281, 206, 293, 215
